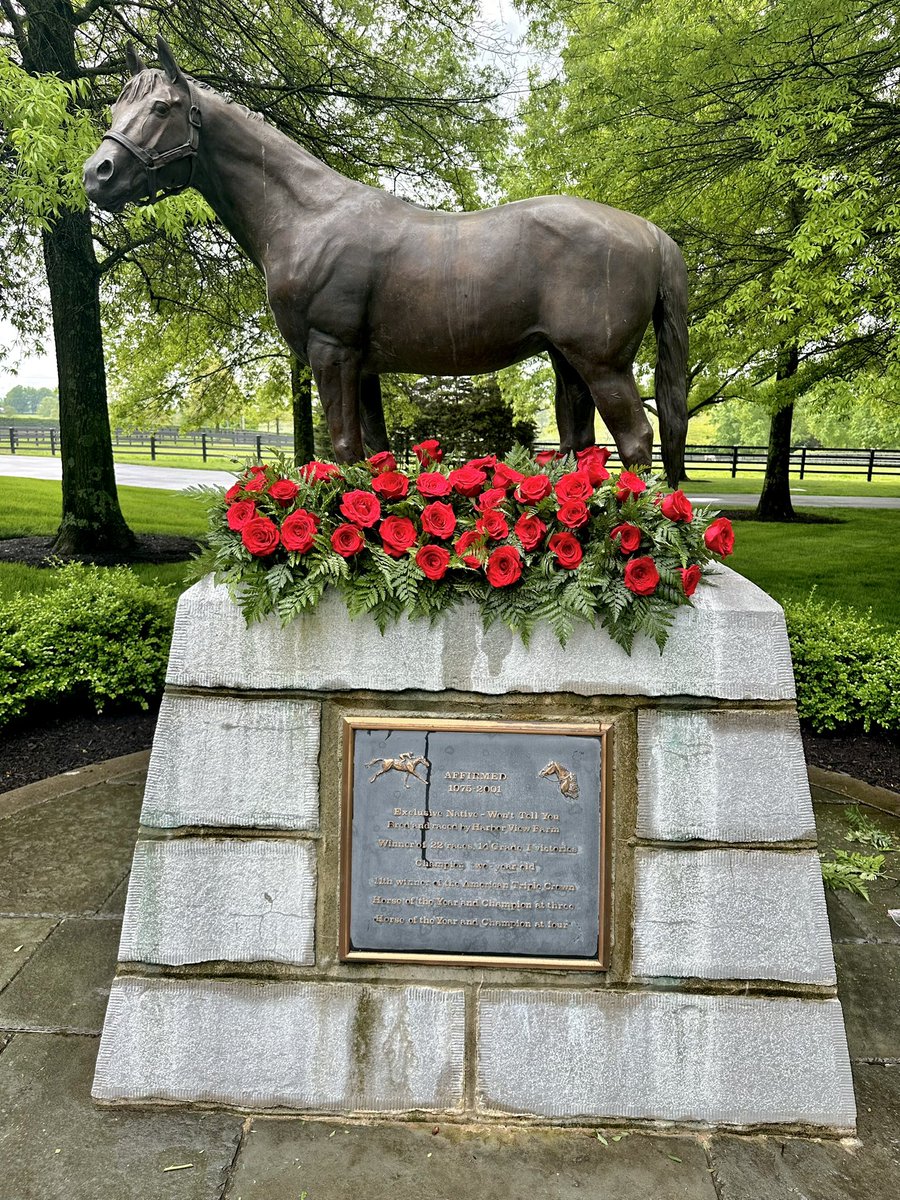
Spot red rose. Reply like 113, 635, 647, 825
624, 556, 660, 595
269, 478, 300, 506
660, 489, 693, 523
413, 439, 443, 465
556, 500, 590, 529
615, 470, 647, 502
331, 524, 365, 558
485, 545, 523, 588
535, 449, 563, 467
576, 445, 611, 468
555, 471, 593, 503
476, 487, 507, 512
281, 508, 319, 553
421, 501, 457, 540
225, 483, 242, 503
514, 513, 546, 551
704, 516, 735, 556
243, 473, 268, 493
548, 532, 583, 569
227, 500, 256, 531
681, 565, 702, 596
380, 515, 417, 557
416, 544, 450, 580
416, 471, 453, 498
515, 474, 552, 504
493, 463, 526, 490
476, 510, 510, 540
300, 460, 341, 483
467, 454, 498, 470
340, 490, 382, 528
454, 530, 483, 568
449, 465, 487, 496
241, 516, 280, 556
610, 523, 642, 553
371, 470, 409, 501
368, 450, 397, 474
245, 464, 267, 477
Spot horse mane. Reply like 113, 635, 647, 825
120, 70, 267, 125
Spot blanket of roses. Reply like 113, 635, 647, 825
192, 441, 735, 653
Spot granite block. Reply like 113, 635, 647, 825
119, 839, 316, 966
93, 977, 465, 1113
141, 694, 320, 829
476, 989, 855, 1129
632, 848, 835, 983
166, 568, 794, 700
637, 709, 815, 843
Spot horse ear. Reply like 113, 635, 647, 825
124, 43, 147, 76
155, 34, 185, 86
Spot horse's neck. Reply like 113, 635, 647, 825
192, 90, 349, 269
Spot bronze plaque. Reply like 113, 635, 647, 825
340, 718, 609, 969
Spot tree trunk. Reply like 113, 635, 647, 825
43, 211, 135, 553
19, 0, 134, 554
755, 346, 798, 521
291, 355, 314, 464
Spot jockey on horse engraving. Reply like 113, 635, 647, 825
367, 752, 431, 788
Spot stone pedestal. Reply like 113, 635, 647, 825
93, 567, 855, 1133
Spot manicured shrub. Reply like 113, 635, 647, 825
784, 593, 900, 733
0, 563, 175, 728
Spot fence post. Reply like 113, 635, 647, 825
201, 434, 207, 463
50, 429, 56, 456
150, 435, 156, 461
731, 445, 738, 477
8, 428, 15, 455
867, 448, 876, 483
256, 435, 262, 460
800, 446, 806, 479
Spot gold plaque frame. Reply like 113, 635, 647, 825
340, 717, 611, 971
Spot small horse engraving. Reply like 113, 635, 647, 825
366, 752, 431, 788
539, 761, 579, 799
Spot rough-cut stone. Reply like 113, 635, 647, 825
631, 848, 835, 983
141, 695, 320, 829
119, 839, 316, 966
476, 989, 855, 1129
94, 977, 465, 1113
166, 568, 795, 700
636, 709, 815, 843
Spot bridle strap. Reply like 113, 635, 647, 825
102, 83, 202, 204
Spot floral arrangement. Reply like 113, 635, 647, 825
192, 441, 735, 652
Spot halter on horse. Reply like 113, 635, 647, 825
84, 37, 688, 483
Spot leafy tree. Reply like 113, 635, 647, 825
384, 374, 537, 461
1, 2, 508, 547
3, 383, 53, 413
516, 0, 900, 517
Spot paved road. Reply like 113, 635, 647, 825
1, 454, 899, 507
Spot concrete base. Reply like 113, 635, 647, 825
93, 568, 855, 1132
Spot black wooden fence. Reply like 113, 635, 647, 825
2, 424, 899, 480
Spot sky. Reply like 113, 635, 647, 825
0, 1, 532, 400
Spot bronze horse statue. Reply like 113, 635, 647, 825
84, 37, 688, 483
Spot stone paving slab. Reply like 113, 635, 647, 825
834, 944, 900, 1060
0, 780, 141, 915
0, 918, 121, 1034
0, 916, 57, 990
708, 1063, 900, 1200
0, 1032, 243, 1200
227, 1118, 717, 1200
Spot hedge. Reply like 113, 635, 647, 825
0, 563, 176, 729
784, 593, 900, 733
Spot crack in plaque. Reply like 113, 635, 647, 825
420, 730, 432, 867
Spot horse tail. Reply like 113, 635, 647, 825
652, 231, 689, 487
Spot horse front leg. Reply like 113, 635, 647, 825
308, 332, 365, 463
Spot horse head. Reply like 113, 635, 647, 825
84, 36, 200, 210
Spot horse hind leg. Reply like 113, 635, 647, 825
548, 348, 595, 455
360, 374, 390, 454
567, 356, 653, 470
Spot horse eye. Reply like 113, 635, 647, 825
152, 100, 170, 116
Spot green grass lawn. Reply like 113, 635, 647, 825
1, 477, 898, 629
684, 471, 900, 497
